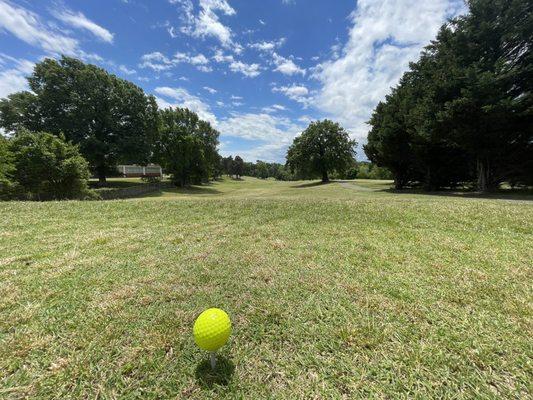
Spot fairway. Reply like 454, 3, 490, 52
1, 178, 532, 399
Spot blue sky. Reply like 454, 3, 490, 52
0, 0, 466, 162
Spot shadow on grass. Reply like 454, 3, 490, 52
145, 184, 222, 197
195, 355, 235, 388
382, 188, 533, 202
89, 181, 146, 189
291, 180, 333, 188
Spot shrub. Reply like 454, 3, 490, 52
9, 130, 91, 200
141, 175, 162, 184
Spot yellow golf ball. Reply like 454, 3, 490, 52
193, 308, 231, 352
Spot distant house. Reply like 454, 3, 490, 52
117, 164, 163, 177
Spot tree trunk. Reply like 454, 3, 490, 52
321, 169, 329, 183
96, 165, 107, 185
477, 158, 497, 192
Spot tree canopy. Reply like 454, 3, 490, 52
0, 56, 159, 183
365, 0, 532, 191
155, 107, 219, 187
286, 120, 356, 182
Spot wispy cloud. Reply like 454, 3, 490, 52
118, 65, 136, 75
0, 54, 34, 98
53, 9, 114, 43
139, 51, 212, 72
0, 0, 78, 54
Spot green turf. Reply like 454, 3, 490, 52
1, 178, 532, 399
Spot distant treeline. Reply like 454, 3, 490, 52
365, 0, 532, 191
219, 156, 295, 181
219, 155, 391, 181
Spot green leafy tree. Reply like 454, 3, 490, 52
256, 161, 269, 179
286, 120, 356, 183
232, 156, 244, 179
0, 92, 40, 133
221, 156, 234, 176
0, 56, 159, 183
155, 107, 220, 187
9, 130, 90, 200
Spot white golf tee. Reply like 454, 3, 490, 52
210, 352, 216, 370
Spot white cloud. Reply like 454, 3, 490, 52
218, 112, 304, 162
249, 39, 285, 52
197, 65, 213, 72
212, 49, 261, 77
272, 84, 310, 105
176, 0, 241, 51
154, 86, 217, 124
0, 0, 78, 54
312, 0, 467, 142
272, 52, 305, 76
118, 65, 136, 75
228, 60, 260, 78
212, 49, 234, 63
262, 104, 286, 113
53, 9, 114, 43
0, 54, 34, 98
203, 86, 217, 94
139, 52, 173, 71
248, 39, 303, 76
175, 52, 209, 65
139, 51, 211, 72
168, 26, 178, 38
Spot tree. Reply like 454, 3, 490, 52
0, 92, 40, 133
221, 156, 234, 176
365, 93, 418, 189
0, 56, 159, 183
232, 156, 244, 179
286, 120, 356, 183
365, 0, 532, 191
0, 135, 14, 199
255, 161, 269, 179
155, 107, 220, 187
9, 130, 90, 200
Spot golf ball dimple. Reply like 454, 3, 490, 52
193, 308, 231, 351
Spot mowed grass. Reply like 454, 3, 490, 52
1, 178, 532, 399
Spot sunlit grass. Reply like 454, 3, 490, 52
1, 178, 531, 398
